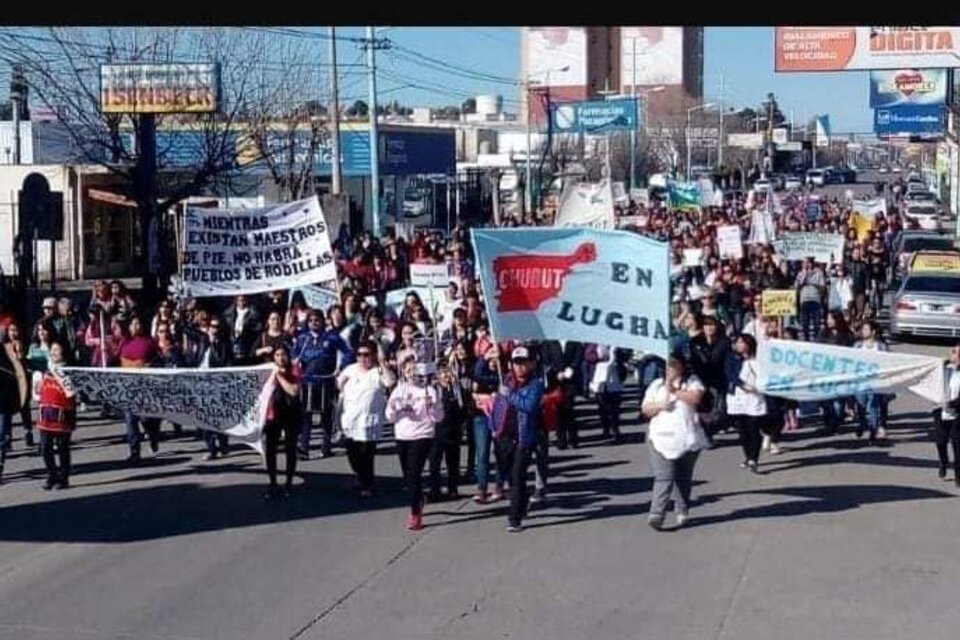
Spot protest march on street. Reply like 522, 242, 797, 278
2, 169, 959, 535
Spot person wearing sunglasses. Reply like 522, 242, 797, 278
337, 340, 396, 497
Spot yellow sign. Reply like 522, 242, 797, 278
761, 289, 797, 317
910, 252, 960, 273
851, 213, 873, 242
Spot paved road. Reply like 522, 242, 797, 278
0, 338, 956, 640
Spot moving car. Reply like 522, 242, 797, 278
806, 169, 826, 186
784, 175, 803, 190
904, 190, 938, 205
752, 178, 771, 192
890, 272, 960, 339
903, 202, 942, 231
834, 166, 857, 184
879, 165, 890, 174
894, 230, 957, 278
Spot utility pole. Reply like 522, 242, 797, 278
10, 64, 25, 165
329, 27, 343, 195
717, 74, 724, 173
629, 36, 637, 191
362, 27, 389, 235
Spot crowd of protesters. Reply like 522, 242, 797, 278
1, 172, 959, 533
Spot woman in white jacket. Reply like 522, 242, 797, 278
385, 359, 443, 531
337, 340, 396, 498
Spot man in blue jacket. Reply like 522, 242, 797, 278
292, 310, 354, 459
493, 346, 544, 533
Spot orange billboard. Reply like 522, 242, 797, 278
775, 27, 960, 72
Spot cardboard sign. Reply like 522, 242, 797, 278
761, 289, 797, 317
910, 252, 960, 273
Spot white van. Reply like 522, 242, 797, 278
806, 169, 826, 186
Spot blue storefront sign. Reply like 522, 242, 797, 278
551, 98, 639, 133
874, 104, 944, 136
870, 69, 947, 108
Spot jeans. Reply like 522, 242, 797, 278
125, 412, 160, 457
299, 380, 336, 455
473, 415, 494, 490
738, 414, 764, 463
40, 431, 71, 483
265, 419, 298, 488
204, 431, 229, 456
821, 398, 845, 432
597, 391, 622, 439
856, 391, 882, 435
934, 414, 960, 473
648, 443, 700, 516
501, 441, 535, 527
345, 439, 376, 491
800, 300, 822, 341
397, 438, 432, 515
533, 429, 548, 492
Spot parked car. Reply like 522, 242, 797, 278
879, 165, 890, 174
806, 168, 826, 186
909, 250, 960, 274
752, 178, 772, 192
835, 166, 857, 184
904, 190, 938, 205
784, 175, 803, 190
894, 230, 957, 278
903, 202, 942, 231
890, 272, 960, 339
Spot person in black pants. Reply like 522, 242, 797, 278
429, 363, 463, 501
937, 345, 960, 485
263, 346, 302, 499
556, 341, 583, 449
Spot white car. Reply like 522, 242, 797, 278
753, 178, 772, 192
806, 169, 826, 186
784, 175, 803, 190
905, 191, 938, 205
903, 203, 941, 231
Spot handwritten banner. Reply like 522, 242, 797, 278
773, 232, 844, 264
409, 263, 454, 288
761, 290, 797, 317
61, 366, 275, 452
717, 225, 743, 259
471, 228, 670, 358
182, 196, 336, 298
756, 339, 944, 403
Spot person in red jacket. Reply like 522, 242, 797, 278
37, 342, 77, 490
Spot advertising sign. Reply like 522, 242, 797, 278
870, 69, 948, 108
551, 98, 638, 133
772, 128, 789, 145
775, 27, 960, 72
874, 105, 944, 136
816, 115, 831, 147
100, 63, 221, 114
727, 133, 764, 149
526, 27, 587, 86
621, 27, 684, 87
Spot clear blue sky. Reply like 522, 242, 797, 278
335, 26, 873, 134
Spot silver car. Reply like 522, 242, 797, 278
890, 272, 960, 339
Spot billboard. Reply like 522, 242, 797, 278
727, 133, 764, 149
526, 27, 587, 87
775, 27, 960, 72
621, 27, 684, 87
874, 105, 944, 136
870, 69, 948, 108
816, 115, 831, 147
551, 98, 639, 133
100, 63, 221, 114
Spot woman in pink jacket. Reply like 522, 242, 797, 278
385, 359, 443, 531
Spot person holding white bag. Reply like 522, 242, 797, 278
641, 357, 708, 530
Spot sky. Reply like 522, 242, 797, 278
332, 26, 873, 134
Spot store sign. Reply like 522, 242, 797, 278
775, 27, 960, 72
874, 105, 944, 136
100, 63, 221, 114
870, 69, 948, 107
727, 133, 764, 149
551, 98, 639, 133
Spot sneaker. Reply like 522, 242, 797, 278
877, 427, 888, 439
406, 514, 423, 531
490, 489, 504, 502
769, 443, 782, 456
530, 489, 546, 505
472, 492, 489, 504
203, 452, 217, 462
739, 460, 749, 470
43, 479, 56, 491
647, 513, 665, 531
675, 512, 689, 527
761, 434, 771, 451
746, 460, 759, 474
939, 465, 948, 480
506, 523, 523, 533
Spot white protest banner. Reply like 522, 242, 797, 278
554, 178, 615, 229
748, 209, 776, 245
182, 196, 335, 298
773, 232, 845, 264
61, 366, 275, 452
410, 263, 454, 288
616, 215, 646, 229
291, 284, 340, 311
756, 339, 944, 404
629, 188, 649, 207
717, 225, 743, 259
853, 198, 887, 220
698, 177, 715, 207
682, 248, 703, 267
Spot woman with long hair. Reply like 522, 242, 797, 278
385, 359, 443, 531
937, 343, 960, 485
726, 334, 767, 474
254, 311, 290, 363
642, 357, 709, 530
284, 291, 311, 336
263, 345, 302, 499
118, 315, 160, 462
855, 320, 890, 444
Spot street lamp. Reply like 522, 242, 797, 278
524, 65, 569, 215
686, 102, 716, 181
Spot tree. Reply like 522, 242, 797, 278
0, 27, 257, 301
346, 99, 368, 118
461, 97, 476, 115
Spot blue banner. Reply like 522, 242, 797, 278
551, 98, 639, 133
870, 69, 947, 108
874, 104, 944, 136
470, 228, 670, 358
